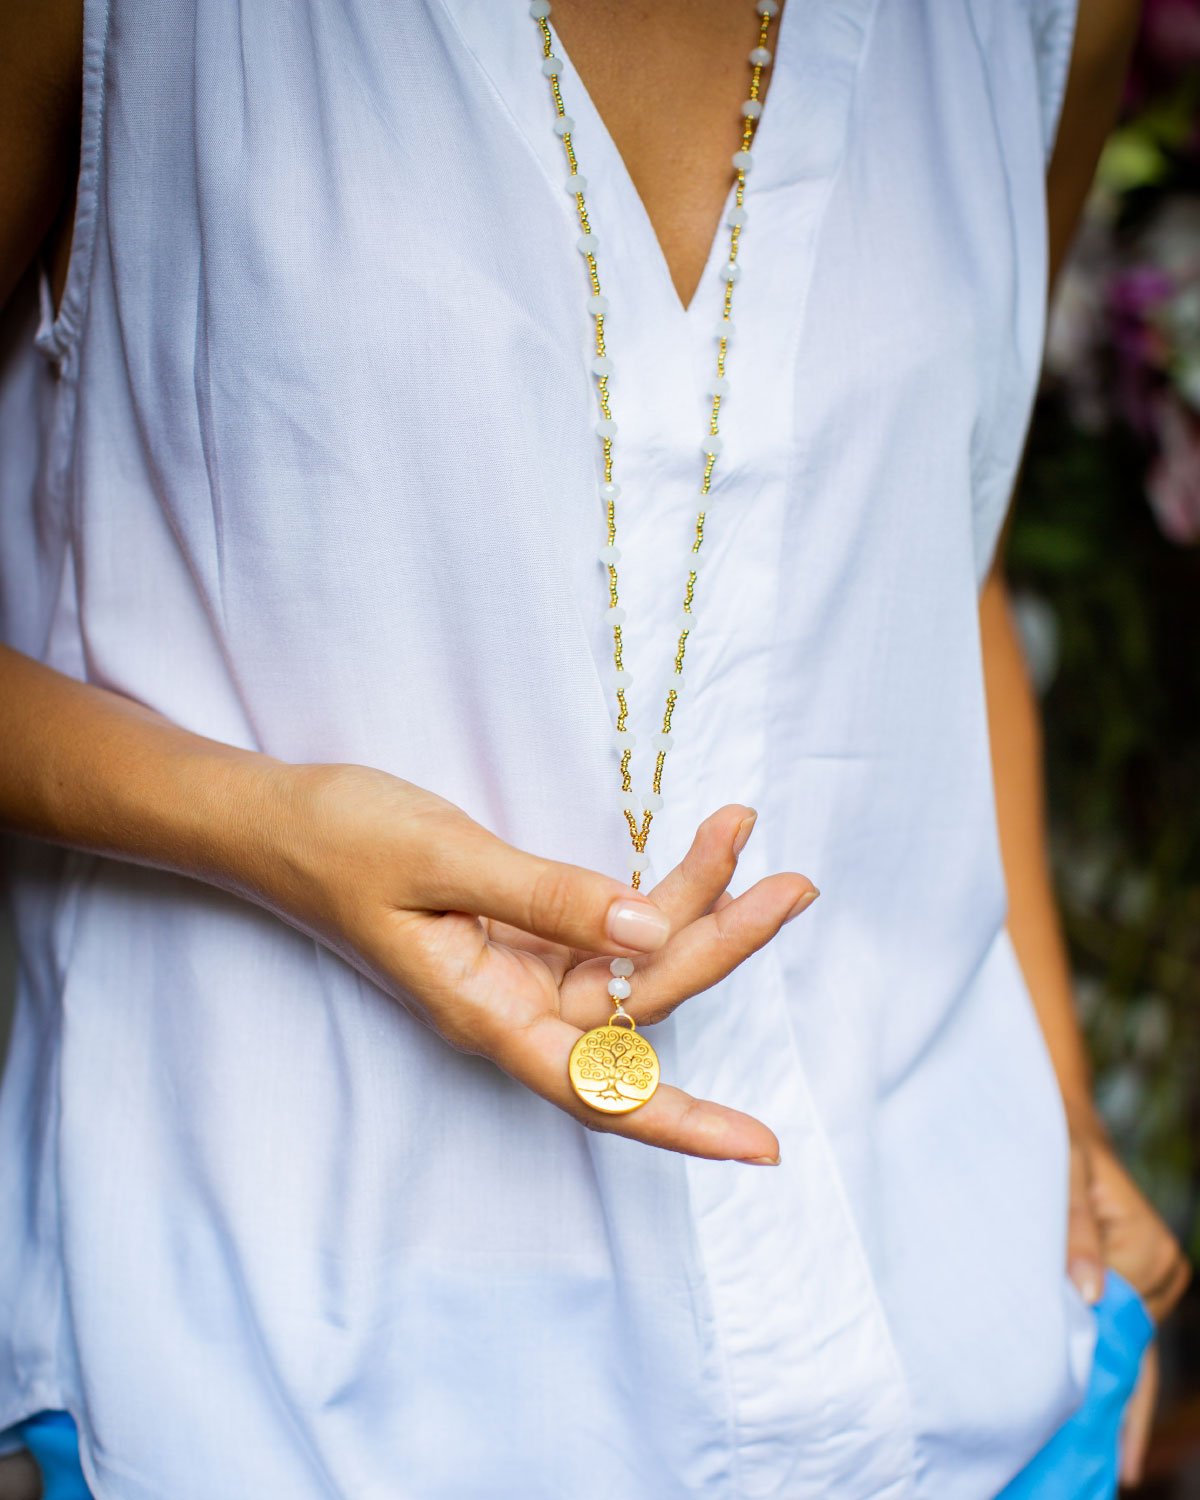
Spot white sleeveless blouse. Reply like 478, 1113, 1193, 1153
0, 1, 1094, 1495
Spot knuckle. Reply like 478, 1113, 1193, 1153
529, 864, 583, 937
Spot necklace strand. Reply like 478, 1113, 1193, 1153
533, 1, 776, 901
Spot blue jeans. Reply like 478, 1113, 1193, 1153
0, 1271, 1153, 1500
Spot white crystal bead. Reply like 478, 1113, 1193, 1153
577, 233, 599, 255
530, 0, 552, 16
611, 669, 631, 688
542, 55, 563, 76
720, 263, 742, 284
606, 605, 626, 625
592, 356, 614, 377
702, 433, 725, 455
749, 46, 772, 66
652, 733, 675, 752
710, 376, 730, 397
756, 0, 780, 15
625, 854, 649, 875
600, 481, 621, 500
610, 957, 635, 978
618, 788, 639, 811
714, 319, 736, 342
677, 610, 694, 632
553, 116, 574, 136
595, 417, 617, 439
726, 205, 748, 229
608, 975, 633, 999
565, 173, 588, 196
614, 730, 635, 750
599, 544, 621, 564
588, 294, 609, 315
732, 150, 754, 173
643, 793, 664, 813
742, 99, 763, 119
688, 550, 707, 573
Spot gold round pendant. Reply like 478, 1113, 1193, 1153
568, 1018, 660, 1114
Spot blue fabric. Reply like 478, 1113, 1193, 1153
0, 1409, 92, 1499
998, 1269, 1155, 1500
0, 1272, 1152, 1500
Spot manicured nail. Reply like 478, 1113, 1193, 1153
784, 888, 820, 923
606, 899, 671, 952
1069, 1258, 1104, 1304
732, 811, 758, 857
740, 1153, 781, 1166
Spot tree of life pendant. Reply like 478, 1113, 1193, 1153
569, 1013, 660, 1114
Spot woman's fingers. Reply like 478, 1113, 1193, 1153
380, 917, 780, 1160
1088, 1145, 1192, 1324
422, 817, 672, 957
645, 803, 756, 930
560, 871, 817, 1030
423, 800, 761, 963
1066, 1133, 1106, 1304
1120, 1344, 1159, 1488
488, 1009, 781, 1162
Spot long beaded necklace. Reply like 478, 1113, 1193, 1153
530, 0, 779, 1114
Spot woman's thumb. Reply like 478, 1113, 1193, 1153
1067, 1134, 1106, 1304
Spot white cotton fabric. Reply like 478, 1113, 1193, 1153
0, 1, 1092, 1495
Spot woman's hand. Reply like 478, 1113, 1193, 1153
1066, 1110, 1192, 1486
263, 763, 817, 1163
0, 647, 815, 1161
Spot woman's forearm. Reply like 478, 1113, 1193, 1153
0, 642, 290, 906
979, 567, 1100, 1131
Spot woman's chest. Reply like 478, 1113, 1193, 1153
96, 0, 1048, 596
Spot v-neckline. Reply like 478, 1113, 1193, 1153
437, 0, 798, 326
545, 3, 796, 320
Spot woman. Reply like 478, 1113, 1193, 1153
0, 0, 1189, 1495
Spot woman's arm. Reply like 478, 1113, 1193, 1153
983, 0, 1190, 1481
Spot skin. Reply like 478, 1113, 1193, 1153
0, 0, 1188, 1486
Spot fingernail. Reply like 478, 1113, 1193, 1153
1069, 1258, 1104, 1304
732, 811, 758, 857
740, 1153, 781, 1166
784, 888, 820, 923
606, 899, 671, 952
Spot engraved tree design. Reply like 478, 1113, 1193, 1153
574, 1027, 656, 1104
